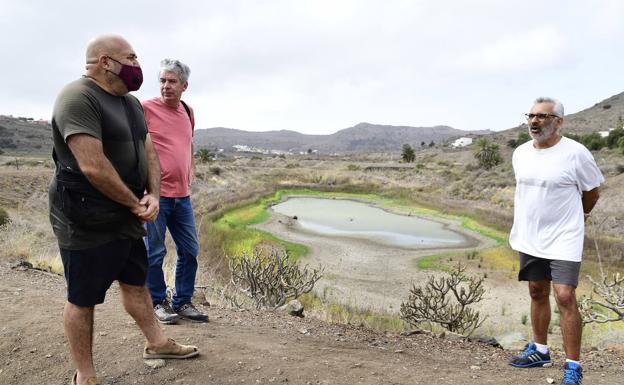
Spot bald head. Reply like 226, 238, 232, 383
85, 34, 132, 68
83, 34, 141, 95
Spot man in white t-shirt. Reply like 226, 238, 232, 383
508, 97, 603, 385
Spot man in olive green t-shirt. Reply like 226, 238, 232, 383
50, 34, 199, 385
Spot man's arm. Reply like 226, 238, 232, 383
137, 133, 161, 223
67, 133, 144, 216
144, 133, 161, 198
582, 187, 600, 220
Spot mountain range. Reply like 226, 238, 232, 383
193, 123, 490, 154
2, 91, 624, 155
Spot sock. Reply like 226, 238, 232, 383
566, 359, 581, 368
534, 342, 549, 354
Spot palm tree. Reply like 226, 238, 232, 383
474, 138, 502, 169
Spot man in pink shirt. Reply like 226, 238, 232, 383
142, 59, 208, 323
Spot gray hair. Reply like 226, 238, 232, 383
159, 58, 191, 83
534, 96, 564, 117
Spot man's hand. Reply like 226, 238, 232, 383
137, 193, 160, 223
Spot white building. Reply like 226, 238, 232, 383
451, 137, 473, 148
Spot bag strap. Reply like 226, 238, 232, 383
180, 100, 194, 130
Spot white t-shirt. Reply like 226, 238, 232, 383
509, 136, 604, 262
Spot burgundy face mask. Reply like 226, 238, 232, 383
107, 56, 143, 91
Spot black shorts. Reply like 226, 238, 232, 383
518, 252, 581, 287
60, 238, 148, 307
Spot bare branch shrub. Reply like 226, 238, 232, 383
579, 217, 624, 324
400, 264, 486, 336
229, 248, 323, 309
580, 272, 624, 324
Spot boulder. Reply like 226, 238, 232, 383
495, 331, 527, 351
278, 299, 304, 317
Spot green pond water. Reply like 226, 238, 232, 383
271, 197, 467, 249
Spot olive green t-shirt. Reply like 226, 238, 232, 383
49, 77, 148, 250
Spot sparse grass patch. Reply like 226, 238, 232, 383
479, 246, 517, 271
28, 252, 64, 275
415, 252, 457, 271
313, 301, 408, 332
460, 217, 507, 245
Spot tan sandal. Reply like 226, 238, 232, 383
71, 371, 100, 385
143, 338, 199, 359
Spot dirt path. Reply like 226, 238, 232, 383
1, 262, 622, 385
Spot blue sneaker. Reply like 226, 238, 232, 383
561, 362, 583, 385
509, 342, 553, 368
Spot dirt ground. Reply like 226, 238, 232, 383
1, 262, 623, 385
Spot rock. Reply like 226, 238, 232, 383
192, 289, 210, 306
467, 335, 503, 349
400, 329, 431, 337
278, 300, 304, 318
470, 365, 480, 370
438, 331, 463, 340
495, 331, 527, 351
546, 377, 555, 384
10, 260, 33, 271
144, 359, 166, 369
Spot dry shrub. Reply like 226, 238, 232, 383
400, 264, 486, 336
0, 207, 8, 227
580, 272, 624, 324
229, 248, 323, 309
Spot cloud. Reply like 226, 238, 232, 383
456, 26, 567, 72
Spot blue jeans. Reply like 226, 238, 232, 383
145, 196, 199, 310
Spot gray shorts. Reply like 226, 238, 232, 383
518, 252, 581, 287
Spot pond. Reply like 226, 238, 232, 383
271, 197, 467, 249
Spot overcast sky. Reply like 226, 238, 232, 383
2, 0, 623, 134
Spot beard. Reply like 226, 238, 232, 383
529, 122, 558, 143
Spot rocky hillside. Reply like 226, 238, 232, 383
0, 116, 51, 155
565, 91, 624, 133
494, 91, 624, 144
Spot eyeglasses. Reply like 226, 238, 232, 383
525, 113, 560, 120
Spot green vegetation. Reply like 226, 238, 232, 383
401, 144, 415, 163
416, 252, 456, 271
474, 137, 502, 169
195, 148, 213, 163
566, 128, 624, 152
213, 193, 308, 259
507, 132, 531, 148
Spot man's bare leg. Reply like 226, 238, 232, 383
529, 279, 551, 345
64, 302, 96, 385
119, 283, 168, 346
554, 283, 582, 361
